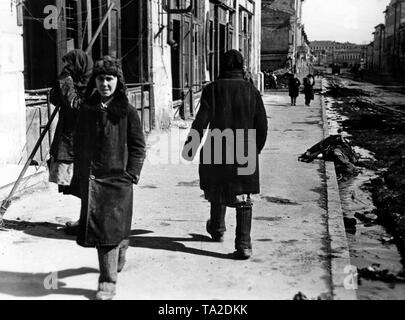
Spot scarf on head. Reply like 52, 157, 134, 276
60, 49, 94, 88
219, 49, 245, 79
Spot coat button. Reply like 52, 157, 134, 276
89, 175, 95, 180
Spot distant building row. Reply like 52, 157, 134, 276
366, 0, 405, 77
310, 41, 367, 68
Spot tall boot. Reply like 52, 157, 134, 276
206, 203, 227, 242
235, 202, 253, 260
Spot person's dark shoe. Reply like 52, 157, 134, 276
206, 220, 224, 242
63, 220, 79, 235
233, 248, 252, 260
95, 282, 116, 300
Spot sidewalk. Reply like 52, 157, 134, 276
0, 92, 354, 300
0, 165, 47, 202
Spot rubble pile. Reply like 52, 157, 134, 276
371, 157, 405, 251
358, 264, 405, 283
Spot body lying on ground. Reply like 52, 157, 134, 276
299, 134, 360, 177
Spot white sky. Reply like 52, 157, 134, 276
302, 0, 389, 44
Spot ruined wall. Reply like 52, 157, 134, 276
0, 1, 26, 164
261, 0, 296, 71
261, 10, 290, 54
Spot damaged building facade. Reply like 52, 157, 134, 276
1, 0, 262, 167
366, 0, 405, 78
261, 0, 310, 74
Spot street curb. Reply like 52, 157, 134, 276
319, 84, 358, 300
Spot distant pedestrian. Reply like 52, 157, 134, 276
288, 73, 301, 106
72, 56, 146, 300
182, 50, 268, 260
263, 69, 270, 89
243, 64, 254, 85
48, 49, 93, 235
303, 74, 315, 106
270, 72, 278, 89
358, 66, 365, 81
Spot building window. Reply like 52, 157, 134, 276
239, 8, 252, 69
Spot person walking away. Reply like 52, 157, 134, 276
72, 56, 146, 300
263, 69, 270, 89
303, 74, 315, 106
358, 66, 365, 80
48, 49, 93, 235
288, 74, 301, 106
270, 72, 278, 89
182, 50, 268, 260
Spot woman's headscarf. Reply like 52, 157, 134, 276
219, 50, 244, 78
60, 49, 94, 88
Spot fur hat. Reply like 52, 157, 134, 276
84, 56, 129, 122
87, 56, 127, 96
93, 56, 124, 79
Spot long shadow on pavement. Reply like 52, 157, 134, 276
0, 267, 98, 299
3, 219, 75, 241
129, 231, 235, 260
3, 221, 234, 260
3, 222, 157, 242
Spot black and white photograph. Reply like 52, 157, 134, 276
0, 0, 405, 307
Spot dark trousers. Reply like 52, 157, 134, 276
290, 97, 297, 106
305, 95, 312, 106
97, 239, 129, 284
209, 201, 253, 250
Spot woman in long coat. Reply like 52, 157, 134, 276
49, 49, 93, 234
183, 50, 268, 260
303, 74, 315, 106
73, 56, 146, 300
288, 74, 301, 106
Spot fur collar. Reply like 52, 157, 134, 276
84, 91, 129, 123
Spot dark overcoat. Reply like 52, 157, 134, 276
185, 71, 268, 198
303, 76, 315, 100
288, 78, 301, 98
73, 94, 146, 247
